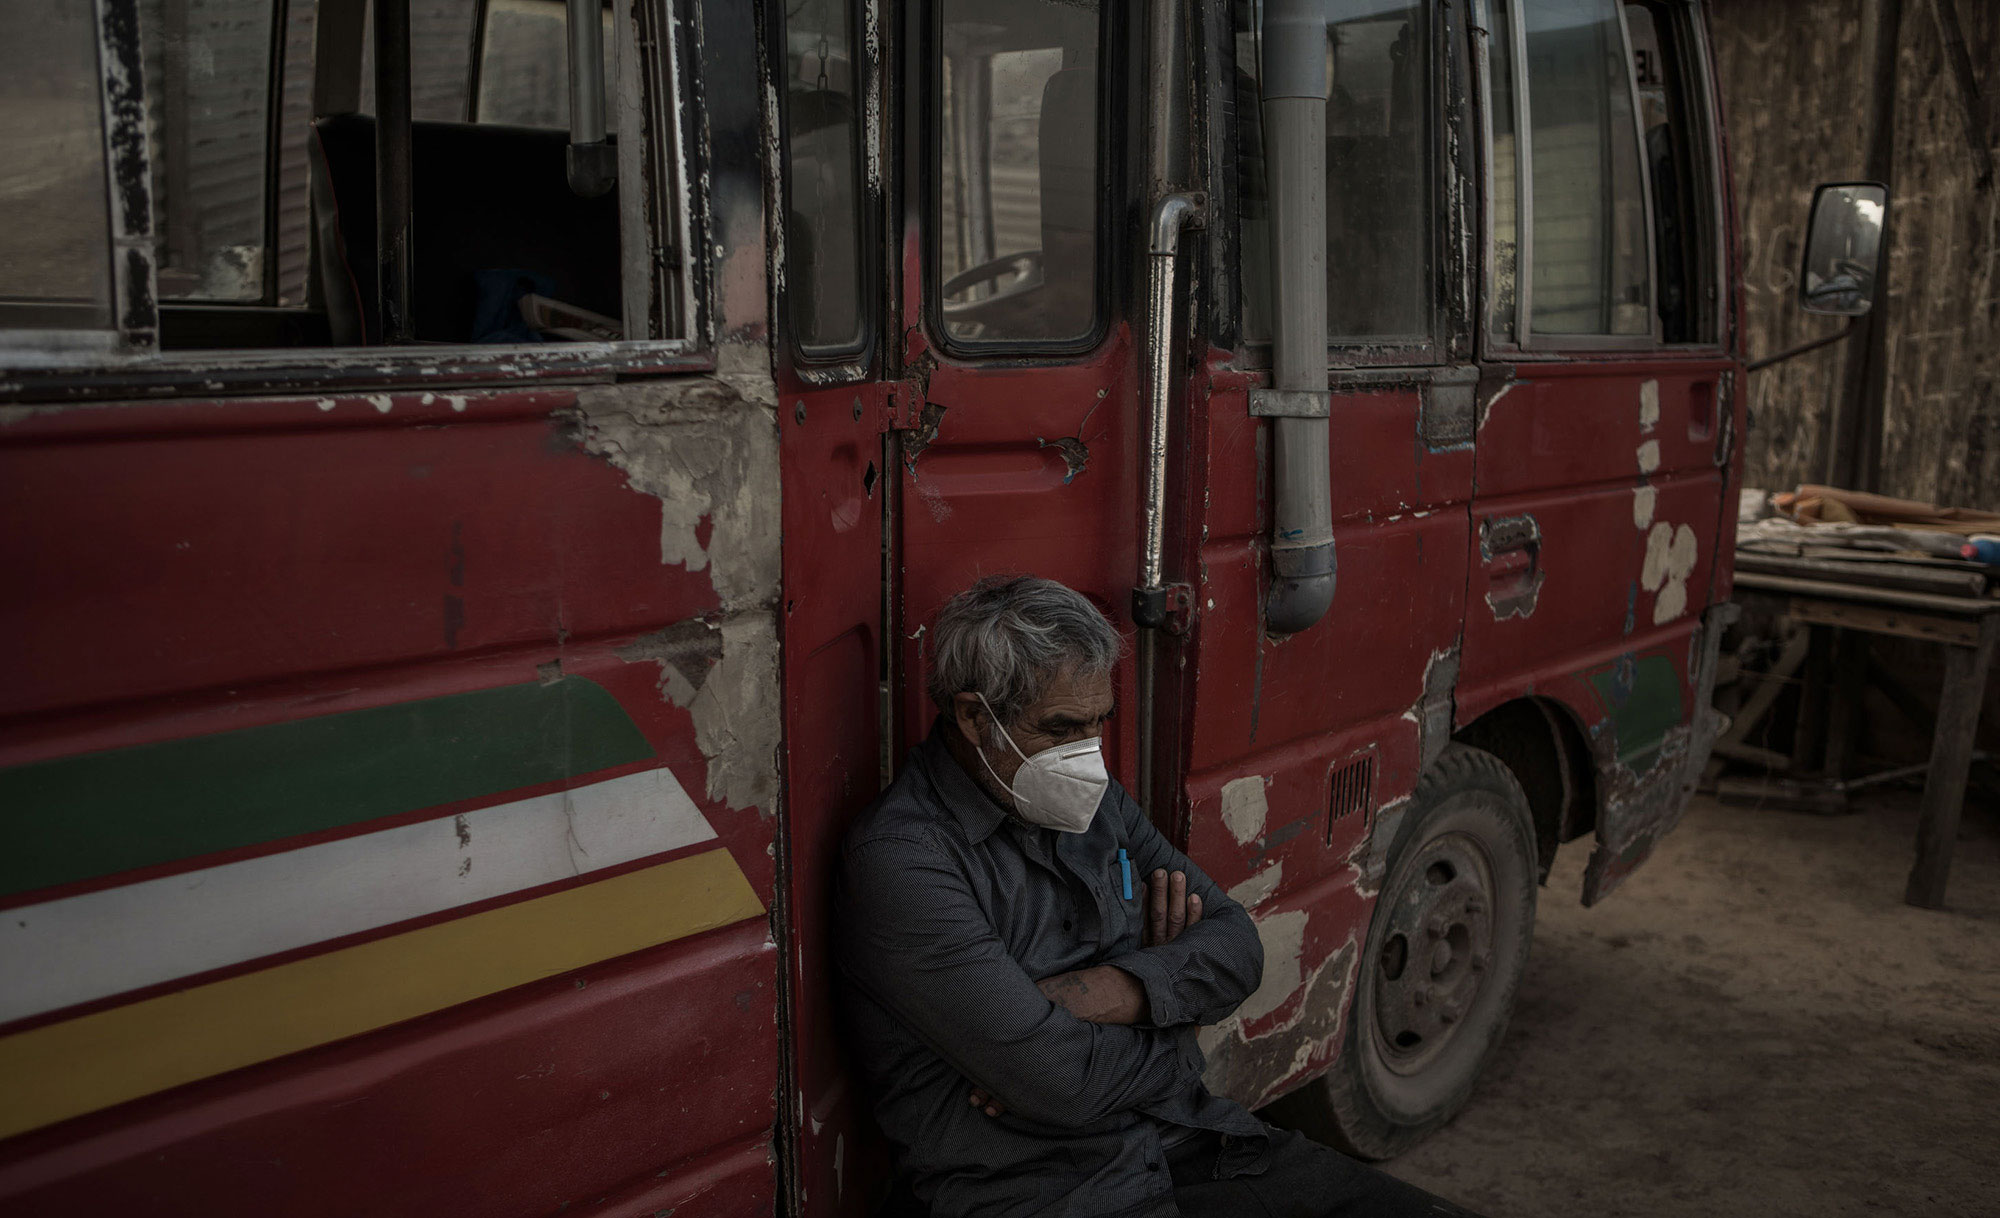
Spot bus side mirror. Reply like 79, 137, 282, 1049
1799, 182, 1887, 316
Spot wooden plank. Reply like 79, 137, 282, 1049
1735, 570, 2000, 615
1905, 614, 2000, 908
1787, 598, 1981, 646
1736, 551, 1988, 597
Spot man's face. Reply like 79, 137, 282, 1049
953, 664, 1115, 800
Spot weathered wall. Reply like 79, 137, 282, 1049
1712, 0, 2000, 510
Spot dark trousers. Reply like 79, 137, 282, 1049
1167, 1127, 1485, 1218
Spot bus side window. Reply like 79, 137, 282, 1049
1235, 0, 1437, 352
1624, 0, 1714, 344
1489, 0, 1653, 344
0, 0, 116, 339
783, 0, 867, 358
932, 0, 1104, 349
2, 0, 686, 358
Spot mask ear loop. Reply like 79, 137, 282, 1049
976, 692, 1034, 765
969, 692, 1027, 806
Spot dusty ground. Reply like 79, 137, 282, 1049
1380, 791, 2000, 1217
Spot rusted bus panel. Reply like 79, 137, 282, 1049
1197, 870, 1370, 1112
1460, 358, 1734, 898
0, 373, 787, 1214
1175, 361, 1473, 1110
776, 374, 896, 1218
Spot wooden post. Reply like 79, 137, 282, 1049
1827, 0, 1903, 493
1904, 612, 1999, 909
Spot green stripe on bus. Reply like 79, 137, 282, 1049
1585, 653, 1685, 774
0, 679, 654, 898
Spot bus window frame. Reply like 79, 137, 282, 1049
777, 0, 880, 377
0, 0, 164, 366
0, 0, 710, 401
1482, 0, 1725, 359
919, 0, 1123, 362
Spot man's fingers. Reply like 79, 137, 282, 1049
1148, 869, 1168, 946
1165, 870, 1188, 940
1187, 892, 1202, 927
968, 1087, 1003, 1116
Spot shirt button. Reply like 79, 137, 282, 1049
1062, 919, 1073, 931
1147, 1162, 1160, 1172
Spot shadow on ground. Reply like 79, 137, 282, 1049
1380, 791, 2000, 1218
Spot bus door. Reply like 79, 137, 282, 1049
887, 0, 1149, 775
1172, 0, 1480, 1108
1459, 0, 1734, 901
771, 0, 898, 1211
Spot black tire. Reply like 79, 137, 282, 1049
1270, 743, 1537, 1160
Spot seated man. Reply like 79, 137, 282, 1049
838, 575, 1482, 1218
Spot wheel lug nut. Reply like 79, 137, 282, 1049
1470, 953, 1489, 973
1412, 988, 1428, 1007
1464, 899, 1485, 915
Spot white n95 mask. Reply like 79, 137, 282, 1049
975, 693, 1110, 833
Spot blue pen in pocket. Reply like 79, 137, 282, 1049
1118, 848, 1133, 900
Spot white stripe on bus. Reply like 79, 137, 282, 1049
0, 767, 717, 1025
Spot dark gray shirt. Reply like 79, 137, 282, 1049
837, 723, 1272, 1218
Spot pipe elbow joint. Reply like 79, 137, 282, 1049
1264, 542, 1336, 635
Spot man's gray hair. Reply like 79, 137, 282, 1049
928, 575, 1123, 724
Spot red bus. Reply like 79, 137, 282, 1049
1, 0, 1856, 1213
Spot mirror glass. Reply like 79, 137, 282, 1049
1800, 183, 1887, 316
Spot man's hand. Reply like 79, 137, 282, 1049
1144, 868, 1202, 947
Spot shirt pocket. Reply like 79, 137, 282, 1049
1099, 853, 1142, 954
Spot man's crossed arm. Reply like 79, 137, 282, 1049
972, 868, 1207, 1117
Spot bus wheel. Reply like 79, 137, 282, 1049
1282, 743, 1537, 1160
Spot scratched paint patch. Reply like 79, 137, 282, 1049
1219, 775, 1271, 845
1228, 861, 1283, 910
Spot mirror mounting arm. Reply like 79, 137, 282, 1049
1746, 318, 1863, 374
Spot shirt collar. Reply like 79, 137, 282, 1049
919, 716, 1012, 845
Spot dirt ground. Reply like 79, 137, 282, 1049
1379, 790, 2000, 1217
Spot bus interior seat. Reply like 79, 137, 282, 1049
309, 115, 623, 345
1036, 66, 1097, 337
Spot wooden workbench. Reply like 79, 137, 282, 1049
1732, 569, 2000, 909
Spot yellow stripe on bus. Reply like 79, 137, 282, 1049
0, 849, 764, 1140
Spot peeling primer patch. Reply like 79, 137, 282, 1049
1638, 378, 1660, 432
1235, 910, 1308, 1024
314, 398, 336, 412
1037, 435, 1089, 484
1632, 485, 1657, 529
365, 394, 394, 414
1636, 439, 1661, 474
628, 615, 780, 817
1227, 861, 1283, 911
1219, 775, 1270, 846
1481, 514, 1544, 621
574, 378, 782, 612
1640, 521, 1698, 625
1416, 645, 1459, 773
1199, 934, 1359, 1109
1473, 372, 1519, 433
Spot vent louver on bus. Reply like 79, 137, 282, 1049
1327, 751, 1375, 835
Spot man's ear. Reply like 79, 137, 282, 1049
950, 692, 986, 747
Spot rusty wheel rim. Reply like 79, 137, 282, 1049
1369, 830, 1497, 1078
